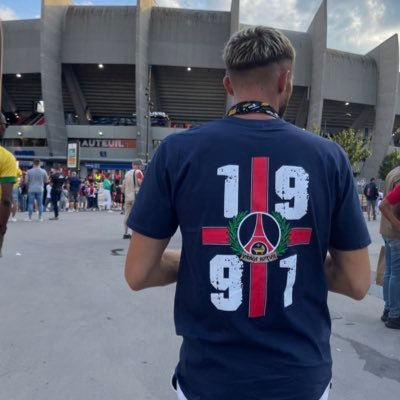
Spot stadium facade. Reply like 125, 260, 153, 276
1, 0, 399, 177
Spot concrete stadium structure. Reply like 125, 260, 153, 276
1, 0, 400, 176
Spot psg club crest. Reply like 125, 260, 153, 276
228, 211, 290, 263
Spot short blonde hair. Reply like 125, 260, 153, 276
223, 26, 295, 71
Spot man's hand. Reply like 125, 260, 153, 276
0, 183, 13, 236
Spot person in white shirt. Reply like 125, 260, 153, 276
44, 183, 52, 211
121, 160, 144, 239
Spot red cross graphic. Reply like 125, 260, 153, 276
202, 157, 312, 318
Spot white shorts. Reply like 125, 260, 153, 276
174, 380, 331, 400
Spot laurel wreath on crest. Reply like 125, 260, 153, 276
228, 211, 290, 257
228, 211, 248, 256
272, 212, 290, 256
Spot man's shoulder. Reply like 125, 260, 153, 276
0, 146, 16, 165
163, 120, 226, 144
0, 146, 17, 181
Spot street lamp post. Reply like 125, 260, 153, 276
145, 65, 152, 164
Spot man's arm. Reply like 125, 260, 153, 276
135, 170, 144, 186
0, 183, 13, 236
125, 231, 181, 291
325, 247, 371, 300
379, 199, 400, 231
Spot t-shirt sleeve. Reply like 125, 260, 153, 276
127, 140, 178, 239
137, 170, 144, 180
0, 150, 17, 184
386, 184, 400, 205
329, 148, 371, 251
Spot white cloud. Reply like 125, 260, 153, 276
156, 0, 181, 7
155, 0, 318, 32
0, 5, 18, 21
240, 0, 316, 30
154, 0, 399, 55
74, 1, 95, 5
328, 0, 396, 53
156, 0, 229, 10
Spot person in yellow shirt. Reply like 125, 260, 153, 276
0, 112, 17, 256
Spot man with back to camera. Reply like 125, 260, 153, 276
0, 112, 17, 256
124, 27, 371, 400
49, 164, 66, 221
67, 171, 81, 212
25, 159, 48, 222
364, 177, 379, 221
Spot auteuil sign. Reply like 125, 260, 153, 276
78, 139, 136, 148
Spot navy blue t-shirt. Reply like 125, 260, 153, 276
68, 176, 81, 193
128, 117, 371, 400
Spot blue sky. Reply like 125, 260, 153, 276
0, 0, 399, 55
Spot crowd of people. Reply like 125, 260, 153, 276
10, 161, 144, 225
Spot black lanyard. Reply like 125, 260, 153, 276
226, 101, 280, 119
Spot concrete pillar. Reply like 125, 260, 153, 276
136, 0, 155, 162
226, 0, 240, 111
306, 0, 327, 131
41, 0, 72, 159
230, 0, 240, 36
63, 64, 89, 125
362, 34, 399, 178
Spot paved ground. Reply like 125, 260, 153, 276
0, 210, 399, 400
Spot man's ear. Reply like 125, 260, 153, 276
277, 69, 290, 95
223, 75, 235, 96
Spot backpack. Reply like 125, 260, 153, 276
364, 183, 376, 199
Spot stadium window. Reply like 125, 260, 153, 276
3, 138, 49, 147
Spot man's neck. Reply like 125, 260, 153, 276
230, 96, 280, 120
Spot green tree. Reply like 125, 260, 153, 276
378, 150, 400, 180
329, 128, 371, 172
312, 127, 371, 173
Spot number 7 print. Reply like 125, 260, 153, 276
202, 157, 312, 318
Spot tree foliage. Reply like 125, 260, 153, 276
329, 129, 371, 169
311, 127, 371, 172
378, 151, 400, 180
